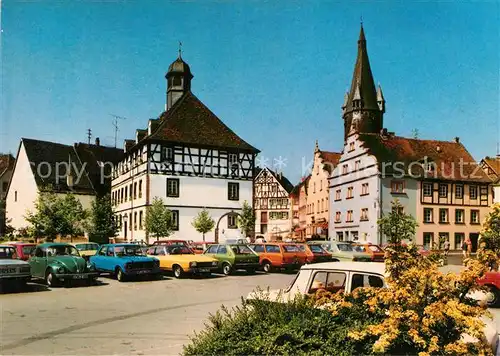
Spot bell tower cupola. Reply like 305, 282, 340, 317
165, 44, 193, 111
342, 24, 384, 140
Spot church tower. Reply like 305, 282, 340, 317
342, 25, 385, 140
165, 49, 193, 111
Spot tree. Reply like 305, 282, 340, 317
237, 201, 255, 238
378, 199, 418, 245
88, 194, 118, 244
25, 191, 87, 242
192, 208, 215, 242
145, 197, 173, 241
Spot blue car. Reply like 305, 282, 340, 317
90, 244, 161, 282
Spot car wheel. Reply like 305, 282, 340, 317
222, 263, 232, 276
116, 268, 126, 282
45, 270, 58, 287
486, 285, 500, 308
262, 261, 272, 273
173, 265, 183, 279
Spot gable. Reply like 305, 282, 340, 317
254, 167, 294, 194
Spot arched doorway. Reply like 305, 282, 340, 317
214, 211, 242, 243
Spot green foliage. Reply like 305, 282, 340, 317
87, 194, 117, 244
191, 208, 215, 242
237, 201, 255, 237
183, 289, 377, 356
378, 199, 418, 245
25, 191, 87, 242
145, 197, 173, 241
480, 203, 500, 253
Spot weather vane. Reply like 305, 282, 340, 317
360, 16, 363, 25
178, 41, 182, 57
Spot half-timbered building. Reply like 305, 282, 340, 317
111, 53, 259, 243
253, 167, 294, 240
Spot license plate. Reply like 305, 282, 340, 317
137, 270, 149, 274
0, 268, 16, 274
199, 268, 210, 272
73, 275, 86, 279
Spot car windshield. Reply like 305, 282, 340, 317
48, 245, 80, 256
285, 270, 302, 293
230, 245, 253, 254
114, 245, 145, 256
22, 246, 35, 255
76, 244, 98, 251
353, 245, 366, 252
337, 243, 354, 252
282, 245, 300, 253
0, 246, 16, 259
166, 246, 193, 255
369, 245, 383, 252
309, 245, 326, 253
297, 245, 306, 252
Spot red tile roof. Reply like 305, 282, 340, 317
144, 92, 259, 152
319, 151, 341, 174
483, 156, 500, 179
359, 134, 491, 183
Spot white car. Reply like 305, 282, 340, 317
247, 262, 499, 353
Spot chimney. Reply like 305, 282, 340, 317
95, 137, 100, 146
454, 137, 460, 143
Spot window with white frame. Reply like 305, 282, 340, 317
227, 214, 238, 229
354, 160, 360, 171
439, 184, 448, 198
439, 209, 449, 223
335, 189, 341, 201
423, 208, 433, 223
335, 211, 341, 223
470, 210, 479, 224
360, 208, 368, 221
166, 178, 180, 197
347, 187, 353, 199
423, 183, 433, 197
162, 147, 173, 161
342, 164, 348, 174
455, 184, 464, 199
346, 210, 353, 222
228, 182, 239, 200
361, 183, 369, 195
170, 210, 179, 230
391, 180, 405, 194
455, 209, 464, 224
469, 186, 477, 199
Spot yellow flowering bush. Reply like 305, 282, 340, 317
312, 201, 500, 355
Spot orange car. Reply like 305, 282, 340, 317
353, 243, 385, 262
189, 242, 214, 254
250, 243, 308, 272
297, 243, 333, 263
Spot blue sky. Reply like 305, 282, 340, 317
1, 1, 499, 183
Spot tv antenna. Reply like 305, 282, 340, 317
110, 114, 128, 148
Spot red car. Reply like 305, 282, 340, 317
478, 272, 500, 308
6, 242, 36, 261
152, 240, 194, 252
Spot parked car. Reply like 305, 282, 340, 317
307, 241, 372, 262
297, 243, 333, 264
90, 244, 161, 282
203, 244, 260, 275
29, 243, 99, 287
6, 242, 36, 261
189, 242, 214, 254
246, 261, 499, 354
477, 271, 500, 307
73, 242, 100, 260
250, 243, 308, 272
0, 245, 31, 288
146, 244, 218, 278
353, 243, 385, 262
225, 238, 248, 244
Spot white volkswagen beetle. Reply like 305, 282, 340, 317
247, 262, 499, 354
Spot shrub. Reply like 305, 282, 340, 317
183, 290, 378, 356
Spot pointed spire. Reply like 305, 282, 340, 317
314, 140, 319, 153
377, 83, 385, 113
359, 23, 366, 44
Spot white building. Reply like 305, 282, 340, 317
6, 138, 122, 232
111, 53, 259, 244
253, 167, 294, 240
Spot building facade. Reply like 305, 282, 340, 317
253, 167, 294, 240
111, 53, 259, 243
6, 138, 122, 232
480, 156, 500, 204
306, 141, 340, 238
0, 154, 15, 235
